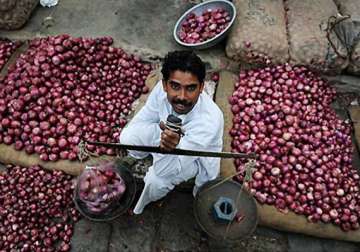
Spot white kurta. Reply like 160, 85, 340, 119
120, 80, 224, 214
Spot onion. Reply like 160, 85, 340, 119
76, 163, 126, 214
0, 35, 152, 161
337, 189, 345, 197
0, 40, 21, 71
0, 164, 79, 250
230, 64, 359, 230
178, 8, 231, 44
271, 167, 281, 176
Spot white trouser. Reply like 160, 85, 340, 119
120, 122, 199, 214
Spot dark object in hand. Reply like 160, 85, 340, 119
165, 114, 184, 136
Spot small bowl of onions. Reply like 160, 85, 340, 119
173, 0, 236, 49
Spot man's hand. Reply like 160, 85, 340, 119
159, 121, 180, 151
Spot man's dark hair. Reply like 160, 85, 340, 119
161, 51, 206, 83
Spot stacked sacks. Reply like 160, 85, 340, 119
226, 0, 289, 65
0, 0, 39, 30
334, 0, 360, 75
286, 0, 348, 73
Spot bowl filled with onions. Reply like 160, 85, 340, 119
173, 0, 236, 49
73, 160, 137, 221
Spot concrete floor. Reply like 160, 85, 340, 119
1, 1, 360, 251
70, 189, 360, 252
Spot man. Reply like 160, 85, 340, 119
120, 51, 224, 214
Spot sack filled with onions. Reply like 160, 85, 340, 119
74, 161, 126, 216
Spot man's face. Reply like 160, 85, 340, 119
163, 70, 204, 114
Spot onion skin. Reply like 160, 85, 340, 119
230, 64, 359, 231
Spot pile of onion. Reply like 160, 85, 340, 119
0, 39, 21, 70
76, 162, 126, 214
0, 165, 79, 251
0, 35, 152, 161
178, 8, 231, 44
229, 64, 360, 231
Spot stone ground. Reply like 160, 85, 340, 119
1, 0, 360, 251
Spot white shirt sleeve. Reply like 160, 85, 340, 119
120, 82, 163, 148
152, 114, 224, 188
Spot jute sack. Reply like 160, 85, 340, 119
225, 0, 289, 65
349, 107, 360, 151
0, 70, 160, 175
334, 0, 360, 75
0, 0, 39, 30
216, 70, 360, 242
287, 0, 348, 74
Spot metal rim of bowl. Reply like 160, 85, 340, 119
173, 0, 237, 48
193, 178, 259, 241
72, 166, 137, 222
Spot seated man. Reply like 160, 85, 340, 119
120, 50, 224, 214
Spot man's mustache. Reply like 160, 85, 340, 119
173, 99, 192, 107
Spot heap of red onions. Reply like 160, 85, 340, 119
76, 162, 126, 214
230, 64, 360, 231
178, 8, 231, 44
0, 35, 152, 161
0, 165, 79, 251
0, 39, 21, 70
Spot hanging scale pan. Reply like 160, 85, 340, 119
193, 178, 259, 241
74, 158, 137, 222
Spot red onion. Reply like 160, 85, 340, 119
0, 39, 22, 70
231, 64, 359, 230
178, 8, 231, 44
76, 162, 126, 214
211, 72, 220, 83
0, 164, 79, 250
0, 35, 152, 161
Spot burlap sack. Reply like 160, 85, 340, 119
216, 70, 360, 242
0, 0, 39, 30
287, 0, 348, 73
334, 0, 360, 75
0, 70, 159, 175
225, 0, 289, 65
349, 107, 360, 154
349, 45, 360, 75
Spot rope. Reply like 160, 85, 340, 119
324, 14, 351, 60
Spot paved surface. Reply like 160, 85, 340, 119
71, 189, 360, 252
1, 1, 360, 251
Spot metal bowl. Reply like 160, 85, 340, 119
173, 0, 236, 50
73, 161, 137, 222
